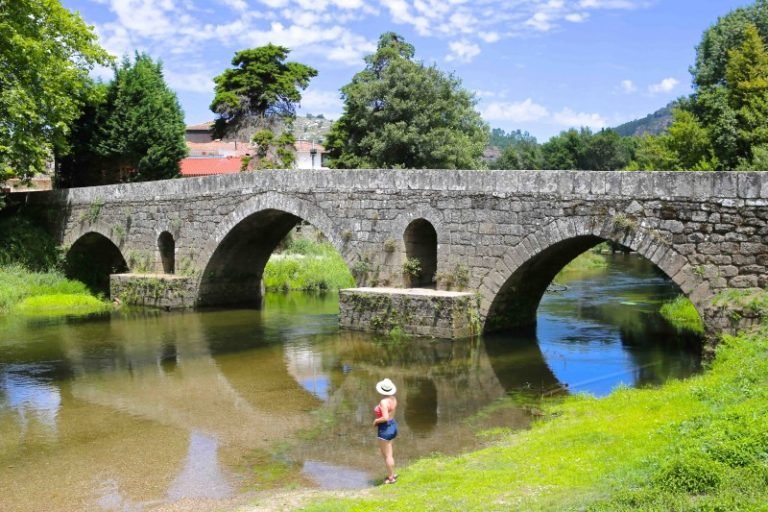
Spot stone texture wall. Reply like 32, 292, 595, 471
26, 170, 768, 336
339, 288, 479, 339
110, 274, 197, 309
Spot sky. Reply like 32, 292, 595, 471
63, 0, 755, 142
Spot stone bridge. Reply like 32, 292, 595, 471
26, 170, 768, 336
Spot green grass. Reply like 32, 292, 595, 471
554, 249, 609, 282
0, 264, 109, 316
660, 295, 705, 334
14, 293, 111, 316
302, 325, 768, 511
263, 240, 354, 292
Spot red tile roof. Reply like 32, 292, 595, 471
180, 157, 243, 176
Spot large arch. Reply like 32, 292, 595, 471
480, 216, 705, 333
64, 230, 128, 294
195, 192, 352, 307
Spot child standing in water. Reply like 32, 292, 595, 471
373, 378, 398, 484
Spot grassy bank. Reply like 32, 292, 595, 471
264, 239, 354, 292
0, 215, 110, 316
0, 264, 111, 316
660, 295, 705, 334
302, 300, 768, 511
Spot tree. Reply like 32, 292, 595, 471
0, 0, 110, 181
95, 53, 187, 182
492, 131, 543, 170
627, 109, 718, 171
690, 2, 768, 169
242, 130, 296, 170
210, 45, 317, 141
325, 32, 489, 169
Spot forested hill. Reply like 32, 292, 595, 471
612, 103, 674, 137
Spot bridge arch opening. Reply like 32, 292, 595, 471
485, 235, 704, 335
197, 209, 353, 308
64, 232, 129, 294
158, 232, 175, 274
403, 219, 437, 287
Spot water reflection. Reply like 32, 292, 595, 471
0, 255, 701, 511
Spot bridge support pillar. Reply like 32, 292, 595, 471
339, 288, 480, 339
110, 274, 197, 309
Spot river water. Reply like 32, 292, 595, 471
0, 254, 701, 511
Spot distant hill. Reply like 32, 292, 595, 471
293, 114, 334, 143
613, 103, 675, 137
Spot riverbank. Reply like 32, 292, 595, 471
254, 297, 767, 511
264, 239, 355, 291
0, 215, 110, 316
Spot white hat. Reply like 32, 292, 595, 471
375, 378, 397, 396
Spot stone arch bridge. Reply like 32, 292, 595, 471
26, 170, 768, 336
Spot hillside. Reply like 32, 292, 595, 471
613, 102, 675, 137
293, 114, 334, 143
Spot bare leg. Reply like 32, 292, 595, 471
378, 438, 395, 479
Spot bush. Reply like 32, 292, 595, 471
654, 453, 724, 494
660, 295, 705, 334
0, 215, 61, 271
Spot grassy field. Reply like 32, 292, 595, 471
301, 294, 768, 511
263, 239, 355, 292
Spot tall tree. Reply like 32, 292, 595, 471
0, 0, 110, 182
210, 45, 317, 141
690, 2, 768, 169
325, 32, 489, 169
95, 53, 188, 182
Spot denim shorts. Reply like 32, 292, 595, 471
377, 419, 398, 441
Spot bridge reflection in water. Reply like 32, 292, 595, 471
0, 265, 700, 511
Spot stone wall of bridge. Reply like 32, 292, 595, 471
25, 169, 768, 336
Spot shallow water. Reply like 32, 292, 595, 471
0, 254, 701, 511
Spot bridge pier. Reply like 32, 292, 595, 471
339, 287, 480, 339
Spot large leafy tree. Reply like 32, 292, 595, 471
210, 45, 317, 141
0, 0, 110, 181
95, 53, 188, 182
325, 32, 489, 169
689, 1, 768, 169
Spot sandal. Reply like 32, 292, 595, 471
384, 475, 398, 484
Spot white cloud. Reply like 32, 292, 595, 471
218, 0, 248, 11
565, 12, 589, 22
481, 99, 550, 122
446, 40, 481, 62
164, 69, 215, 93
620, 79, 637, 93
649, 77, 680, 94
478, 31, 500, 43
553, 107, 607, 129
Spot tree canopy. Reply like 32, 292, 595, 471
0, 0, 110, 181
58, 53, 187, 185
210, 45, 317, 141
325, 32, 489, 169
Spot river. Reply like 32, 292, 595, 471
0, 253, 701, 511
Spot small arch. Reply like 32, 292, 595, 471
158, 231, 175, 274
64, 232, 129, 294
403, 219, 437, 287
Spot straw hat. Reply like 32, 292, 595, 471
375, 378, 397, 396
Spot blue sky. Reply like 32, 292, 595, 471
63, 0, 753, 141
